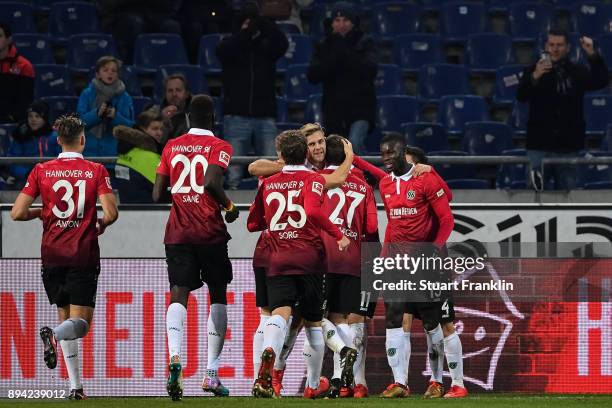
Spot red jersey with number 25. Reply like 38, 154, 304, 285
21, 152, 113, 268
157, 128, 233, 245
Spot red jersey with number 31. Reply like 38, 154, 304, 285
157, 128, 233, 245
21, 152, 113, 267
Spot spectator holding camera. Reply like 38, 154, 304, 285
77, 56, 135, 157
517, 29, 608, 191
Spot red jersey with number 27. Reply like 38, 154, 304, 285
21, 153, 113, 268
157, 128, 233, 245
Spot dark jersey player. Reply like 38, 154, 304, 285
11, 115, 118, 400
153, 95, 240, 401
248, 131, 350, 399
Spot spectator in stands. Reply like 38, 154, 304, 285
77, 56, 135, 157
279, 0, 314, 33
216, 1, 288, 189
307, 1, 377, 155
8, 100, 58, 189
96, 0, 181, 64
112, 108, 164, 203
517, 30, 609, 191
160, 74, 192, 142
0, 22, 34, 123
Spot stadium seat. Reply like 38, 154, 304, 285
552, 0, 581, 13
277, 96, 289, 122
466, 33, 514, 73
67, 34, 118, 73
375, 64, 403, 96
509, 2, 554, 42
12, 34, 55, 64
463, 122, 514, 155
30, 0, 66, 12
534, 32, 585, 64
34, 64, 73, 98
493, 64, 525, 107
439, 2, 487, 42
508, 101, 529, 136
0, 2, 35, 33
131, 96, 153, 116
133, 34, 188, 74
393, 34, 444, 74
603, 124, 612, 151
198, 34, 224, 74
496, 148, 528, 189
418, 64, 470, 103
576, 151, 612, 188
283, 64, 321, 104
212, 96, 223, 121
376, 95, 419, 133
41, 96, 79, 121
277, 34, 313, 73
49, 2, 100, 43
304, 94, 323, 124
371, 2, 420, 41
277, 22, 301, 34
571, 2, 612, 39
308, 3, 332, 39
584, 95, 612, 136
0, 123, 17, 157
154, 65, 208, 101
446, 179, 490, 189
428, 150, 477, 179
403, 122, 449, 153
596, 34, 612, 73
437, 95, 490, 135
276, 121, 302, 132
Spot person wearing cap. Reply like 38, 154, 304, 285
307, 1, 377, 155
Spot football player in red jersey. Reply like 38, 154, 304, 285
11, 115, 118, 400
153, 95, 240, 400
248, 131, 351, 399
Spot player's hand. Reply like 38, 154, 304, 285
337, 235, 350, 252
224, 205, 239, 223
580, 36, 595, 56
96, 218, 107, 236
533, 57, 552, 80
342, 138, 354, 159
413, 163, 432, 176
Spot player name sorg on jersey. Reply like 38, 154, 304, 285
21, 153, 113, 268
156, 128, 233, 245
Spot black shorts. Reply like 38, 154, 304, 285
266, 274, 324, 322
165, 243, 233, 291
42, 265, 100, 308
406, 298, 456, 325
325, 273, 377, 318
254, 266, 268, 308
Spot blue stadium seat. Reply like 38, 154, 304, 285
597, 34, 612, 73
584, 95, 612, 136
428, 150, 477, 179
30, 0, 65, 12
131, 96, 153, 116
283, 64, 321, 104
534, 32, 585, 64
375, 64, 403, 96
376, 95, 419, 133
308, 4, 332, 39
0, 123, 17, 157
276, 121, 302, 132
67, 34, 117, 73
393, 34, 444, 74
0, 2, 35, 33
198, 34, 224, 74
466, 33, 514, 73
304, 94, 323, 124
403, 122, 449, 153
439, 2, 487, 42
493, 64, 525, 107
277, 22, 301, 34
463, 121, 514, 155
34, 64, 73, 98
497, 148, 528, 189
576, 151, 612, 188
552, 0, 582, 12
509, 2, 554, 42
437, 95, 490, 135
277, 96, 289, 122
212, 96, 223, 121
133, 34, 188, 74
41, 96, 78, 121
154, 65, 208, 101
12, 34, 54, 64
508, 101, 529, 136
371, 2, 420, 41
446, 179, 490, 189
571, 2, 612, 39
49, 2, 100, 43
277, 34, 313, 73
418, 64, 470, 103
603, 124, 612, 151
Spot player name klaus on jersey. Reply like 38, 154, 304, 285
390, 207, 418, 218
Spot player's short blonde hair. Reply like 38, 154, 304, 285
299, 122, 324, 138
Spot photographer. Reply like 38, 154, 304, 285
77, 56, 135, 157
516, 29, 609, 190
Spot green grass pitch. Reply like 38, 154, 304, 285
2, 395, 612, 408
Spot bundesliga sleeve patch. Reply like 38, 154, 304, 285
436, 188, 445, 197
105, 177, 112, 189
219, 151, 231, 166
312, 181, 323, 196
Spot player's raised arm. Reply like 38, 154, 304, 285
321, 139, 354, 189
248, 159, 284, 177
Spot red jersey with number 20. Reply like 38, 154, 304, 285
157, 128, 233, 245
21, 152, 113, 268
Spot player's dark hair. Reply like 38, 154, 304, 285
279, 130, 307, 165
54, 114, 85, 144
325, 134, 346, 166
0, 22, 12, 38
164, 73, 191, 93
405, 145, 429, 165
547, 28, 569, 45
380, 132, 405, 151
188, 94, 215, 130
275, 129, 298, 152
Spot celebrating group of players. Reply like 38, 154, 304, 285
11, 94, 467, 401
